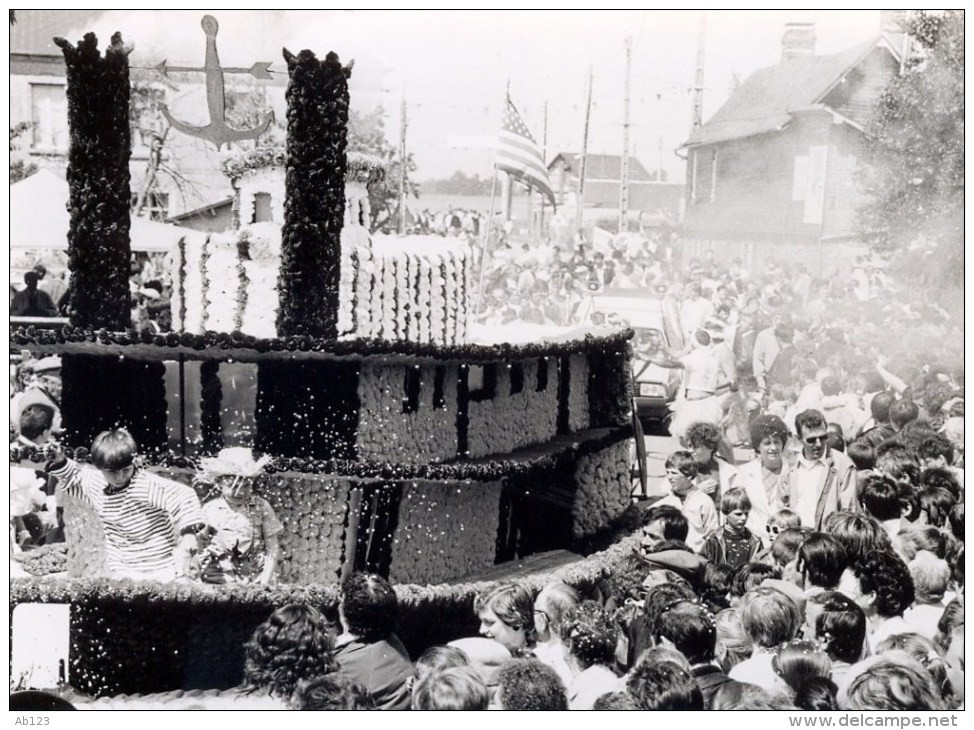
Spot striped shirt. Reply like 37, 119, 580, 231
52, 460, 204, 578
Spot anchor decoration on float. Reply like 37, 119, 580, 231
158, 15, 274, 150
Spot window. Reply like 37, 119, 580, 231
130, 191, 170, 222
253, 192, 273, 223
468, 364, 497, 402
510, 363, 524, 395
536, 358, 549, 392
30, 84, 68, 150
402, 367, 421, 414
433, 366, 446, 409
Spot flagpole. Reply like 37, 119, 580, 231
474, 168, 499, 318
475, 83, 508, 318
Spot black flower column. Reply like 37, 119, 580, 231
53, 32, 133, 330
277, 48, 352, 338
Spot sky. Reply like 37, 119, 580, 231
63, 9, 887, 182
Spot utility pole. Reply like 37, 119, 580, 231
539, 100, 548, 237
575, 64, 593, 234
691, 11, 707, 131
619, 36, 632, 233
398, 94, 407, 234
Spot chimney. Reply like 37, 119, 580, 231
781, 22, 816, 61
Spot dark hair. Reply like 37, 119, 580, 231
626, 660, 704, 710
664, 450, 699, 479
919, 467, 961, 501
411, 667, 489, 711
294, 674, 376, 710
770, 527, 810, 567
811, 591, 866, 665
558, 601, 616, 668
773, 639, 831, 693
19, 403, 55, 440
720, 487, 751, 515
889, 399, 920, 430
947, 502, 963, 543
794, 409, 826, 438
870, 392, 894, 422
918, 434, 955, 466
592, 691, 641, 710
826, 424, 845, 453
851, 549, 915, 618
243, 604, 337, 698
685, 421, 721, 452
495, 658, 568, 710
633, 582, 697, 661
701, 562, 734, 614
748, 414, 790, 452
857, 474, 902, 521
340, 572, 398, 642
730, 562, 779, 598
919, 487, 956, 529
90, 428, 137, 470
875, 446, 920, 488
896, 480, 922, 521
794, 677, 839, 711
23, 270, 39, 287
654, 600, 717, 664
642, 504, 689, 542
820, 375, 841, 397
846, 439, 876, 471
8, 691, 76, 711
797, 533, 848, 589
823, 512, 891, 557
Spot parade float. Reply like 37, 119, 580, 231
10, 19, 636, 697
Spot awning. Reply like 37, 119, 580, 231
10, 169, 188, 253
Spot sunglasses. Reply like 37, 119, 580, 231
766, 524, 782, 535
803, 435, 828, 445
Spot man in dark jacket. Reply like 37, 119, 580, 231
334, 572, 415, 710
654, 600, 745, 709
11, 271, 58, 317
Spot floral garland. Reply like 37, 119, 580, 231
219, 146, 287, 181
11, 325, 636, 364
53, 32, 132, 331
199, 234, 211, 332
277, 48, 350, 338
233, 233, 251, 332
177, 235, 188, 330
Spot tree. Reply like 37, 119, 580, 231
347, 106, 419, 233
9, 123, 37, 184
857, 11, 963, 295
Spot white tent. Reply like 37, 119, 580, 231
10, 169, 187, 253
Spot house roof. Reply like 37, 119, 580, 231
548, 153, 656, 182
683, 36, 896, 148
10, 10, 106, 56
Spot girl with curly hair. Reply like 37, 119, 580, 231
242, 603, 337, 703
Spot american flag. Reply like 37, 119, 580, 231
496, 97, 556, 208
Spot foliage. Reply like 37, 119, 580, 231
422, 170, 493, 196
347, 106, 419, 233
857, 10, 964, 297
54, 32, 133, 330
9, 122, 37, 184
277, 48, 350, 338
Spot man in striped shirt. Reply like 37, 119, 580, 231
45, 429, 204, 582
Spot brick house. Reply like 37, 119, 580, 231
679, 22, 907, 274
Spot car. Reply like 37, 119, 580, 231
576, 288, 684, 425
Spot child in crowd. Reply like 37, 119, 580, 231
700, 488, 762, 569
44, 428, 204, 582
654, 451, 718, 552
196, 447, 283, 586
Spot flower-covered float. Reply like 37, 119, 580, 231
11, 29, 636, 699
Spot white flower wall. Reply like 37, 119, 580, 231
571, 440, 632, 539
62, 492, 107, 578
257, 473, 351, 584
389, 479, 503, 584
357, 362, 459, 464
466, 359, 559, 458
